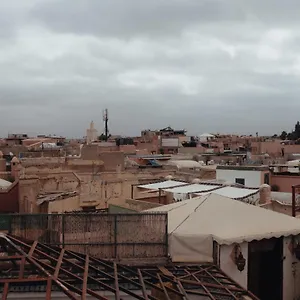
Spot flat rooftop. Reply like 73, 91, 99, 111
216, 165, 269, 171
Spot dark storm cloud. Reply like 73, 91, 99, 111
1, 0, 300, 136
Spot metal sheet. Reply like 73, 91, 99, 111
164, 184, 221, 194
138, 180, 186, 190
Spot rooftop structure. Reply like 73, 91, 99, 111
196, 186, 259, 200
216, 165, 269, 171
138, 180, 187, 190
166, 160, 207, 169
0, 178, 12, 189
146, 193, 300, 262
163, 183, 221, 194
137, 179, 260, 204
0, 233, 258, 299
7, 133, 28, 140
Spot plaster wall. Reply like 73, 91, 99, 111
220, 243, 248, 289
220, 237, 300, 300
282, 236, 300, 300
260, 202, 298, 217
48, 195, 80, 213
19, 167, 178, 213
0, 159, 6, 172
124, 199, 163, 211
18, 177, 40, 213
0, 181, 19, 213
216, 169, 262, 187
271, 175, 300, 192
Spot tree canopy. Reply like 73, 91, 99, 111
279, 121, 300, 142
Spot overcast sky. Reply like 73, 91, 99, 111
0, 0, 299, 137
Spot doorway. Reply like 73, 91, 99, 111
248, 237, 283, 300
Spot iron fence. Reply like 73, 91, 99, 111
0, 213, 168, 259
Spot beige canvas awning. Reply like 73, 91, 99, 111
146, 194, 300, 262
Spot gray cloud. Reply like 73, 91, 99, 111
31, 0, 247, 38
0, 0, 300, 137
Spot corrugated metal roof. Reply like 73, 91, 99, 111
138, 180, 186, 190
164, 183, 220, 194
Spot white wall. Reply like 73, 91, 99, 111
216, 169, 262, 188
220, 237, 300, 300
283, 236, 300, 300
219, 242, 248, 289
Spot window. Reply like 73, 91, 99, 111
235, 178, 245, 185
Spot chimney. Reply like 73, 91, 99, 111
259, 184, 271, 205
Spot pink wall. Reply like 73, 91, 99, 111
271, 175, 300, 192
135, 141, 158, 153
251, 141, 282, 156
251, 141, 300, 157
119, 145, 136, 154
284, 145, 300, 155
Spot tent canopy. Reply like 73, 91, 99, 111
146, 194, 300, 262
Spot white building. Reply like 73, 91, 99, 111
216, 165, 270, 188
198, 132, 215, 142
146, 193, 300, 300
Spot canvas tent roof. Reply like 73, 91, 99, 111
145, 193, 300, 262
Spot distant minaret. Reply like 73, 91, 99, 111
103, 109, 109, 141
86, 120, 98, 144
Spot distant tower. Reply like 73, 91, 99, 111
86, 121, 98, 145
103, 109, 109, 141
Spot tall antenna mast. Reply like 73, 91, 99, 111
103, 108, 109, 141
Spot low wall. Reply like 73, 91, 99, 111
4, 213, 168, 261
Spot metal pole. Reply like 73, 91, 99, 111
114, 215, 117, 259
158, 188, 162, 204
292, 185, 296, 217
62, 214, 65, 248
104, 108, 108, 142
